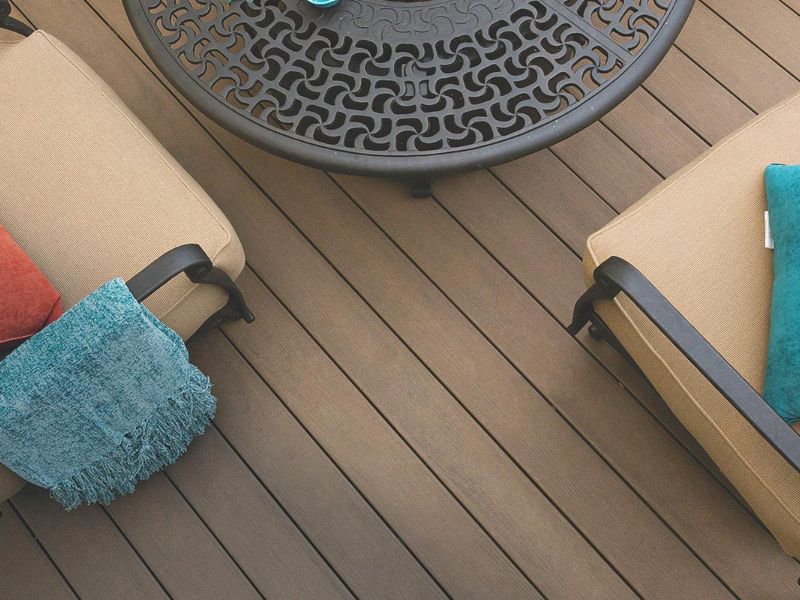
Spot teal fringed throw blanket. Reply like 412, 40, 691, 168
0, 278, 216, 508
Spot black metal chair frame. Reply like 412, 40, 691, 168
0, 9, 253, 342
0, 0, 32, 37
569, 256, 800, 472
126, 244, 254, 343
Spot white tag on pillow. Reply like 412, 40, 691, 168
766, 211, 774, 249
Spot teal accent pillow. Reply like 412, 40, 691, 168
764, 164, 800, 424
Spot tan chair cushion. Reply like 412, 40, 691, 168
0, 32, 246, 502
585, 90, 800, 557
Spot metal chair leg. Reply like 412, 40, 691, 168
410, 178, 433, 198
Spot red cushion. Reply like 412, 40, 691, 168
0, 225, 63, 349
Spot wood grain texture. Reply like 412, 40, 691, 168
601, 87, 708, 177
0, 503, 76, 600
552, 123, 662, 211
432, 168, 706, 432
299, 163, 733, 597
226, 271, 546, 600
226, 244, 637, 597
643, 48, 755, 144
491, 150, 617, 254
12, 489, 169, 600
106, 474, 262, 600
676, 3, 799, 112
191, 333, 449, 600
476, 157, 690, 434
165, 426, 354, 600
704, 0, 800, 78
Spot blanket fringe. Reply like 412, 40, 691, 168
50, 368, 216, 510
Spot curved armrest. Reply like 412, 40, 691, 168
0, 1, 34, 36
569, 256, 800, 472
127, 244, 254, 342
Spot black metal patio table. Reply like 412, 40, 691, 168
124, 0, 693, 195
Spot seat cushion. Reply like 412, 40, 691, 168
585, 90, 800, 557
0, 31, 246, 502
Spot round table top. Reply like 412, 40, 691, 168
123, 0, 694, 178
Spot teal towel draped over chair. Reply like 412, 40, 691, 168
0, 278, 216, 509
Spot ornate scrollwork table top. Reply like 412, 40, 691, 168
123, 0, 693, 177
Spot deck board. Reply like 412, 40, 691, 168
232, 161, 695, 596
330, 171, 737, 598
5, 0, 800, 598
492, 151, 617, 253
553, 123, 663, 211
226, 270, 545, 599
677, 3, 799, 112
601, 88, 708, 176
164, 427, 355, 600
643, 48, 755, 144
704, 0, 800, 78
105, 475, 263, 600
191, 333, 450, 600
12, 490, 169, 600
0, 502, 76, 600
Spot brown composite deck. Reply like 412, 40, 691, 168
3, 1, 800, 598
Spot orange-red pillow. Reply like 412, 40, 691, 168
0, 226, 63, 350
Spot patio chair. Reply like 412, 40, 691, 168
569, 92, 800, 558
0, 19, 252, 501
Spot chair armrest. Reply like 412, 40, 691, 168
0, 1, 33, 36
569, 256, 800, 471
127, 244, 254, 342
